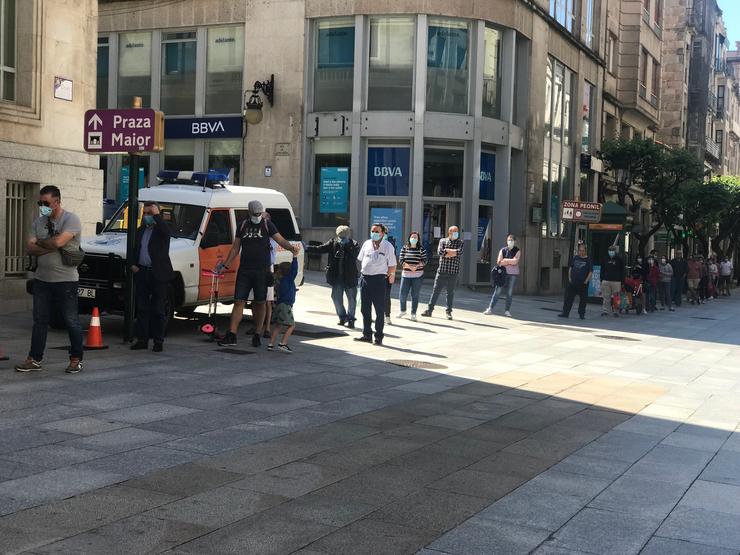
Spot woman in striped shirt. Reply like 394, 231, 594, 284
397, 231, 428, 321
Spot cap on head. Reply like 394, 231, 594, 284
336, 225, 351, 239
248, 200, 264, 216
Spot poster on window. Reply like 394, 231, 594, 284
480, 152, 495, 201
318, 25, 355, 68
319, 167, 349, 213
588, 264, 602, 298
370, 207, 403, 256
427, 24, 469, 69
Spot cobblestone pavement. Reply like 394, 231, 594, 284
1, 272, 739, 554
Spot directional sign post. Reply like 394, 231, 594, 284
84, 103, 165, 342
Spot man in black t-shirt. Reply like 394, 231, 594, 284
215, 200, 299, 348
559, 243, 593, 320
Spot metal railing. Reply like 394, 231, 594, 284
706, 138, 721, 159
709, 92, 717, 111
4, 181, 31, 276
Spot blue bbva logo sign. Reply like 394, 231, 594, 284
367, 147, 410, 196
480, 170, 493, 182
374, 166, 403, 177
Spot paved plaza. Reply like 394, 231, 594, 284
1, 272, 739, 554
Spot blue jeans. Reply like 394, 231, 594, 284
399, 276, 423, 314
331, 283, 357, 323
488, 275, 517, 311
30, 280, 83, 361
428, 273, 458, 313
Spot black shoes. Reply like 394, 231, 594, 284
218, 332, 237, 347
374, 338, 383, 346
252, 333, 261, 347
153, 342, 163, 353
421, 310, 432, 317
130, 341, 148, 350
354, 335, 372, 343
346, 320, 355, 329
557, 313, 568, 318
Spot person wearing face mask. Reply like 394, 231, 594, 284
484, 234, 520, 317
17, 185, 84, 374
658, 255, 675, 311
355, 224, 397, 345
305, 225, 360, 328
215, 200, 300, 348
599, 245, 625, 317
670, 251, 688, 307
422, 225, 464, 320
719, 256, 733, 296
686, 255, 702, 304
558, 242, 593, 320
644, 256, 660, 312
130, 202, 174, 352
397, 231, 428, 321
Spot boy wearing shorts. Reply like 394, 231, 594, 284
269, 256, 298, 353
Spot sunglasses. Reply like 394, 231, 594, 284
37, 200, 52, 207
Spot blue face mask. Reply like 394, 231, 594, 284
608, 250, 616, 258
409, 237, 418, 246
370, 232, 381, 242
340, 237, 349, 245
143, 214, 155, 227
451, 232, 459, 240
39, 205, 53, 217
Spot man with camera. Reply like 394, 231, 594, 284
16, 185, 84, 374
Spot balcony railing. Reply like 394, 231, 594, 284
709, 92, 717, 111
706, 138, 721, 160
716, 60, 726, 73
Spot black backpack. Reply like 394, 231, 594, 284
491, 265, 507, 287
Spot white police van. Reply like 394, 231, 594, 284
76, 171, 303, 319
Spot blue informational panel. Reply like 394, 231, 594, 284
478, 217, 490, 250
370, 207, 404, 256
319, 167, 349, 213
480, 152, 495, 201
118, 166, 145, 204
588, 264, 602, 298
366, 147, 411, 196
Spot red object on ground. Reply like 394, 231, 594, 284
84, 307, 109, 350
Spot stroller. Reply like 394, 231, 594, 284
624, 275, 644, 314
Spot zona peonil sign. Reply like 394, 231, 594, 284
83, 108, 164, 153
561, 200, 603, 223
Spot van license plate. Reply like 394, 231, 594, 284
78, 287, 96, 299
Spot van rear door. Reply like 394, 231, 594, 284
198, 209, 236, 301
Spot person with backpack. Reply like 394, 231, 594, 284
214, 200, 299, 348
484, 234, 520, 317
397, 231, 427, 322
305, 225, 360, 328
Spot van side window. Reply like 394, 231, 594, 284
204, 210, 233, 247
237, 208, 298, 241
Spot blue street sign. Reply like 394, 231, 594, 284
319, 167, 349, 213
164, 116, 243, 139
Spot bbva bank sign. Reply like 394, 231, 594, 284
373, 166, 404, 177
367, 147, 411, 196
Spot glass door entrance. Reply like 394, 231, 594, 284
422, 201, 461, 276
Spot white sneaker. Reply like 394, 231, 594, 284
410, 314, 417, 322
397, 311, 407, 319
385, 317, 392, 325
483, 308, 493, 315
504, 310, 512, 317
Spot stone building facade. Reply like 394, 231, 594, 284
0, 0, 102, 305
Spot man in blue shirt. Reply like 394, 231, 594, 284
559, 242, 593, 320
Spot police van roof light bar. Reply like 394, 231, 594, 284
156, 170, 230, 190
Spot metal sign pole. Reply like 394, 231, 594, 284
123, 96, 143, 343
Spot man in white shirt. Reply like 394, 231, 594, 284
355, 223, 397, 345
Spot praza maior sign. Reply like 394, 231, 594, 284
83, 109, 164, 153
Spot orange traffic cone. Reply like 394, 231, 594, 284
84, 307, 108, 350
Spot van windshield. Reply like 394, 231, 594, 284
103, 201, 206, 240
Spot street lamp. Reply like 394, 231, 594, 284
243, 74, 275, 125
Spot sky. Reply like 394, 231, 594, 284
719, 0, 740, 50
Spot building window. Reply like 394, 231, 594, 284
482, 27, 502, 119
206, 26, 244, 115
367, 146, 411, 196
607, 33, 617, 75
639, 49, 648, 99
313, 138, 351, 227
207, 140, 241, 185
654, 0, 662, 27
0, 0, 15, 102
545, 58, 553, 138
423, 148, 464, 197
4, 180, 32, 276
584, 0, 594, 48
161, 31, 196, 116
718, 85, 725, 116
163, 140, 195, 172
716, 130, 723, 156
582, 81, 595, 153
97, 37, 109, 109
118, 32, 152, 108
549, 0, 575, 32
427, 18, 469, 114
367, 16, 415, 111
651, 60, 660, 107
314, 18, 355, 112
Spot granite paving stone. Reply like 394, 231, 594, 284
640, 536, 737, 555
266, 491, 376, 528
230, 461, 353, 498
122, 463, 243, 496
306, 518, 437, 555
655, 507, 740, 550
698, 450, 740, 486
589, 476, 688, 518
429, 517, 551, 555
678, 479, 740, 515
62, 427, 178, 454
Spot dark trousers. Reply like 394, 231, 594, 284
360, 274, 386, 340
671, 276, 685, 306
562, 282, 588, 317
385, 280, 392, 317
135, 268, 168, 343
428, 273, 458, 313
30, 280, 83, 361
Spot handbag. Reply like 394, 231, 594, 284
60, 245, 85, 267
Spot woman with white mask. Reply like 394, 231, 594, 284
484, 234, 520, 317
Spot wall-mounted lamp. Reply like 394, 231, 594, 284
243, 74, 275, 125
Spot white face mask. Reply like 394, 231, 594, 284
507, 240, 515, 249
250, 215, 262, 224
